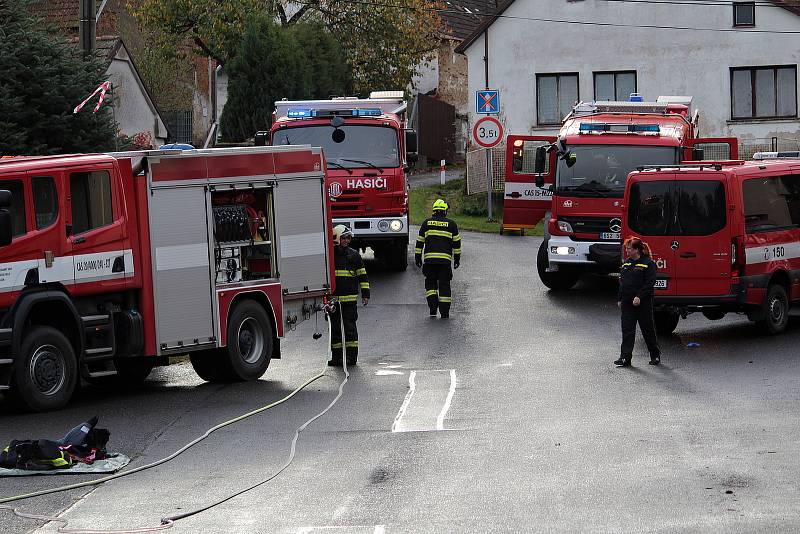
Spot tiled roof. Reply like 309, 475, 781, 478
441, 1, 497, 40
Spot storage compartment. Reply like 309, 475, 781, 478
211, 188, 275, 283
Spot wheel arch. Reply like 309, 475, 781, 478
9, 290, 83, 363
227, 291, 279, 358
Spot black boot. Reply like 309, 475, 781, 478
614, 356, 631, 367
327, 359, 342, 367
649, 353, 661, 365
429, 308, 438, 317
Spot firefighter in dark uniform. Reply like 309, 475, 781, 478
615, 236, 661, 367
415, 199, 461, 318
329, 225, 369, 366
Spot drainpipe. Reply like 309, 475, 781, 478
79, 0, 95, 57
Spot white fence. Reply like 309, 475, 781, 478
465, 144, 506, 195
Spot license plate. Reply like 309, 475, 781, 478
654, 279, 668, 289
600, 232, 620, 240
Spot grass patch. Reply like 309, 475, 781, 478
410, 178, 543, 235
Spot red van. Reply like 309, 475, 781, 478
622, 154, 800, 335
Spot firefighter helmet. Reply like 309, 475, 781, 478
332, 224, 353, 245
432, 199, 449, 212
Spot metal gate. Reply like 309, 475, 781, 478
465, 144, 505, 195
416, 94, 456, 163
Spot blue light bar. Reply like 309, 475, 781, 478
579, 123, 606, 132
579, 123, 660, 134
287, 108, 313, 118
629, 124, 660, 132
629, 93, 644, 102
353, 108, 382, 116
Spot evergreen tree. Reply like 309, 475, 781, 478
290, 22, 352, 100
0, 0, 117, 155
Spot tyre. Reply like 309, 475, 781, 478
225, 300, 274, 381
10, 326, 78, 412
654, 310, 680, 335
756, 284, 789, 335
537, 241, 579, 291
190, 349, 233, 383
386, 241, 408, 271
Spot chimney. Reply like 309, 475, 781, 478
79, 0, 96, 56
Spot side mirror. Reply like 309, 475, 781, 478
692, 147, 705, 160
534, 146, 547, 174
254, 131, 269, 146
405, 129, 418, 154
406, 152, 418, 167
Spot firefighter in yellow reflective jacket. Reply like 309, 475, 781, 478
415, 199, 461, 318
329, 225, 369, 366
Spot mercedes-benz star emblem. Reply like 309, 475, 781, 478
671, 241, 679, 250
609, 218, 622, 233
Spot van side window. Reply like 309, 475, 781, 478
674, 180, 726, 236
70, 171, 113, 234
32, 176, 58, 229
3, 180, 26, 237
628, 181, 670, 236
743, 175, 800, 233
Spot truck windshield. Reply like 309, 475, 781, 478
272, 125, 400, 169
556, 145, 679, 198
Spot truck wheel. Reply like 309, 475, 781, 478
225, 300, 273, 381
386, 242, 408, 271
10, 326, 78, 412
654, 310, 680, 335
537, 241, 579, 291
190, 349, 233, 383
756, 284, 789, 335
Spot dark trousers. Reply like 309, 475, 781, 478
330, 301, 358, 362
620, 298, 660, 359
423, 263, 453, 316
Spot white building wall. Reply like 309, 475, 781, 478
411, 55, 440, 95
464, 0, 800, 147
106, 46, 168, 145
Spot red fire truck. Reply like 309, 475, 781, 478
622, 153, 800, 335
504, 95, 738, 290
261, 91, 417, 270
0, 146, 333, 411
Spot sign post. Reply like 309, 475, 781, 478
472, 115, 504, 221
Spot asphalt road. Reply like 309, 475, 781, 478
3, 231, 800, 533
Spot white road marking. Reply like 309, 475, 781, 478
392, 370, 456, 432
375, 370, 404, 376
436, 369, 457, 431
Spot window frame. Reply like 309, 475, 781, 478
536, 72, 580, 126
730, 65, 798, 120
592, 70, 637, 101
742, 174, 800, 234
69, 169, 115, 235
733, 2, 755, 27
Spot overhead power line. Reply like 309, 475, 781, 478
296, 0, 800, 35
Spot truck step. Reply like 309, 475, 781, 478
86, 370, 117, 379
82, 315, 110, 327
0, 385, 8, 391
85, 347, 113, 356
0, 359, 12, 365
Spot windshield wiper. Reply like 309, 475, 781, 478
326, 161, 353, 174
560, 182, 611, 197
339, 158, 384, 172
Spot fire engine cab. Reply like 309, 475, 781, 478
260, 92, 417, 270
622, 153, 800, 335
504, 95, 738, 290
0, 146, 333, 411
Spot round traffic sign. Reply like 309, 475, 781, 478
472, 117, 504, 148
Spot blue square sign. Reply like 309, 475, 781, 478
476, 90, 500, 114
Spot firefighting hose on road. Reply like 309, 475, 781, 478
0, 299, 353, 534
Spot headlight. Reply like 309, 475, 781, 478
557, 221, 573, 233
389, 219, 403, 232
378, 220, 390, 232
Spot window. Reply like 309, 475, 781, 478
511, 140, 550, 174
628, 180, 726, 236
32, 177, 58, 229
628, 181, 671, 236
731, 66, 797, 119
272, 125, 400, 168
593, 71, 637, 101
1, 180, 27, 238
536, 73, 578, 125
733, 2, 755, 26
674, 180, 727, 236
743, 174, 800, 233
70, 171, 113, 234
